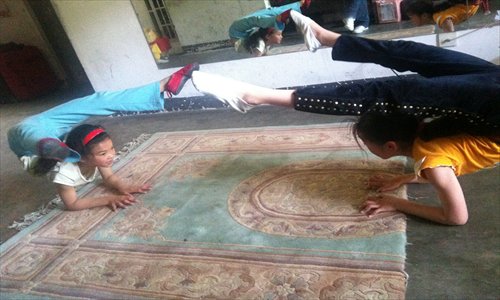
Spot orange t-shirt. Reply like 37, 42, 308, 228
412, 135, 499, 178
433, 4, 479, 27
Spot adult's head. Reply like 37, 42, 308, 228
405, 0, 435, 26
405, 0, 455, 26
352, 111, 419, 159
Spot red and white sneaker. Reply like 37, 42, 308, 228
164, 63, 200, 97
278, 9, 292, 24
37, 138, 80, 162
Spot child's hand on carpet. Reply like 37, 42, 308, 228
108, 194, 137, 211
127, 183, 152, 194
360, 194, 400, 217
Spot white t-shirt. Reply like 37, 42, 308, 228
254, 38, 270, 55
234, 38, 269, 56
50, 162, 98, 187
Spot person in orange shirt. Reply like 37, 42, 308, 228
186, 12, 498, 225
353, 111, 498, 225
405, 0, 480, 32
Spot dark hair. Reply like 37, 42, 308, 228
244, 27, 271, 53
419, 116, 500, 141
353, 110, 499, 150
32, 124, 110, 176
353, 111, 419, 150
405, 0, 452, 16
65, 124, 110, 156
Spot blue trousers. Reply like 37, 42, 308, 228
229, 1, 302, 39
294, 35, 500, 127
345, 0, 370, 27
8, 82, 164, 158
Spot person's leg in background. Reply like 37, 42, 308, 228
353, 0, 370, 33
343, 0, 370, 34
480, 0, 491, 15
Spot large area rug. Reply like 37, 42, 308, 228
1, 124, 408, 299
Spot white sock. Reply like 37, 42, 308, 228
191, 71, 256, 113
290, 10, 321, 52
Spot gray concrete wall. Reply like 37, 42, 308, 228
166, 0, 264, 46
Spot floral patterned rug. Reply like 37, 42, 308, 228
0, 124, 408, 299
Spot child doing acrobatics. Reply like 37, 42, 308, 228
229, 0, 311, 56
354, 111, 498, 225
7, 63, 199, 211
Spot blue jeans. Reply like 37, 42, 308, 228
294, 35, 500, 127
8, 82, 164, 158
229, 1, 302, 39
344, 0, 370, 27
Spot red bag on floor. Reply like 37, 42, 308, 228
0, 44, 60, 101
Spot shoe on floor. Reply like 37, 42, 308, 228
37, 138, 80, 162
164, 63, 200, 97
191, 71, 255, 113
290, 10, 321, 52
343, 18, 354, 31
353, 25, 368, 34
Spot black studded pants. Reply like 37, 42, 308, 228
294, 35, 500, 126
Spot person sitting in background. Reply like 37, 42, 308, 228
405, 0, 480, 32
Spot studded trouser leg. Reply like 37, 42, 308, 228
293, 36, 500, 128
331, 35, 500, 77
294, 73, 499, 127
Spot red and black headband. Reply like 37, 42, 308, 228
82, 128, 105, 145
